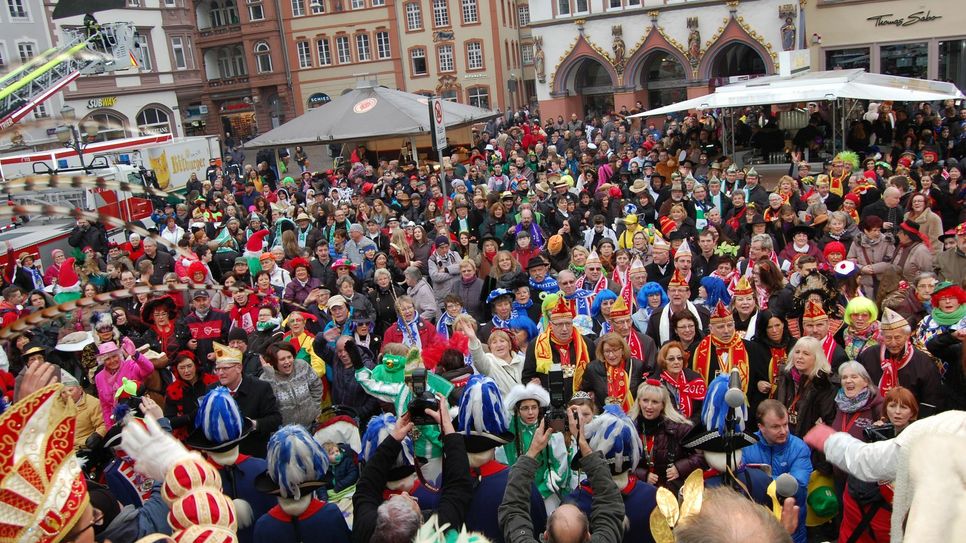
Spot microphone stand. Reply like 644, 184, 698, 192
724, 405, 737, 492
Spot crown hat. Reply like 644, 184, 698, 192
254, 425, 330, 499
549, 294, 576, 320
212, 341, 243, 365
573, 405, 643, 475
0, 384, 90, 543
457, 374, 514, 453
609, 295, 631, 319
186, 387, 253, 452
802, 300, 828, 323
709, 300, 732, 324
879, 307, 909, 332
732, 276, 754, 297
668, 270, 689, 289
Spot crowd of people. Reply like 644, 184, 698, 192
3, 97, 966, 543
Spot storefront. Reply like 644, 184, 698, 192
64, 92, 182, 142
218, 100, 257, 140
808, 0, 965, 92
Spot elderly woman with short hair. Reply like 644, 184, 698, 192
830, 361, 882, 441
775, 336, 837, 438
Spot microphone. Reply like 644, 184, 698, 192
728, 368, 741, 390
724, 388, 745, 409
775, 473, 799, 502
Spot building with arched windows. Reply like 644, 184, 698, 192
529, 0, 793, 121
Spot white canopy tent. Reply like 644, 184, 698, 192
627, 69, 965, 118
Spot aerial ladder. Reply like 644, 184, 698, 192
0, 22, 138, 131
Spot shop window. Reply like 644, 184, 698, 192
825, 47, 869, 72
137, 107, 171, 135
467, 86, 489, 109
85, 112, 129, 142
254, 41, 272, 72
939, 39, 966, 95
411, 47, 426, 75
881, 42, 928, 80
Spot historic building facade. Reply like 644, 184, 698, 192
529, 0, 798, 121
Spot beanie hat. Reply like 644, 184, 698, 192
245, 229, 271, 253
823, 241, 846, 258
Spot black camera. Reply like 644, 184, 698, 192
545, 367, 568, 432
862, 424, 895, 443
407, 368, 440, 426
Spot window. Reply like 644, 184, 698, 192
371, 0, 384, 5
129, 0, 140, 6
17, 42, 34, 64
248, 0, 264, 21
438, 44, 454, 72
825, 47, 869, 72
517, 5, 529, 26
521, 43, 533, 65
628, 0, 640, 4
171, 37, 188, 69
940, 39, 966, 97
134, 32, 151, 71
292, 0, 304, 16
317, 38, 331, 65
0, 44, 6, 69
557, 0, 569, 15
297, 40, 312, 68
410, 47, 426, 75
85, 113, 129, 142
575, 0, 588, 12
432, 0, 449, 27
609, 0, 621, 8
376, 31, 391, 59
33, 103, 49, 119
467, 87, 489, 109
232, 45, 246, 75
210, 1, 223, 26
356, 34, 371, 61
224, 0, 239, 23
254, 41, 272, 72
351, 0, 364, 7
461, 0, 477, 23
441, 89, 457, 102
405, 2, 422, 31
164, 0, 177, 6
336, 35, 350, 63
136, 108, 171, 135
466, 41, 482, 70
310, 0, 324, 13
880, 42, 928, 80
217, 47, 232, 76
7, 0, 27, 19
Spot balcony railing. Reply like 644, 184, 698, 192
198, 24, 242, 39
207, 75, 250, 87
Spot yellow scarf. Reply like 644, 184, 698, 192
534, 327, 590, 391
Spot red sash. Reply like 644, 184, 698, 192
879, 342, 913, 396
627, 332, 644, 361
605, 363, 631, 412
693, 334, 750, 392
661, 371, 706, 418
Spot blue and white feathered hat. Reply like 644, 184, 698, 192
457, 374, 514, 453
185, 387, 254, 452
575, 404, 643, 475
360, 413, 417, 481
682, 372, 758, 452
254, 425, 329, 499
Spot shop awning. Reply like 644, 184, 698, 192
243, 81, 499, 149
628, 69, 966, 118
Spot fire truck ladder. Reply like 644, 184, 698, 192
0, 22, 138, 131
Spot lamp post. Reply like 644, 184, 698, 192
55, 104, 100, 172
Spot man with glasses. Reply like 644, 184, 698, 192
691, 301, 769, 424
604, 295, 657, 371
557, 270, 594, 320
210, 342, 281, 457
646, 271, 711, 346
578, 251, 618, 295
523, 294, 592, 395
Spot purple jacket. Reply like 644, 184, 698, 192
283, 277, 322, 311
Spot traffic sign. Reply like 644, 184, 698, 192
429, 97, 447, 151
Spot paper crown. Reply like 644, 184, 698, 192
802, 300, 828, 322
582, 405, 642, 475
674, 241, 692, 258
549, 294, 575, 319
585, 250, 601, 266
879, 307, 908, 332
652, 235, 670, 251
265, 425, 329, 500
709, 300, 731, 323
244, 229, 270, 253
457, 374, 513, 452
667, 270, 689, 289
629, 256, 646, 274
609, 295, 631, 319
503, 382, 551, 414
733, 276, 753, 297
212, 342, 243, 364
0, 384, 89, 542
360, 413, 415, 478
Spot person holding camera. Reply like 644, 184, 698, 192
500, 409, 625, 543
500, 383, 573, 514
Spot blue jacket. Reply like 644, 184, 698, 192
253, 499, 351, 543
743, 432, 812, 543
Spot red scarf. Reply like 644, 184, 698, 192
660, 370, 706, 419
605, 363, 632, 412
879, 341, 914, 396
694, 334, 751, 392
612, 267, 629, 288
627, 331, 644, 361
821, 333, 837, 363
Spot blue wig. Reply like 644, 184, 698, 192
636, 281, 668, 311
266, 425, 329, 499
507, 315, 539, 340
700, 276, 732, 308
591, 289, 618, 318
195, 386, 245, 444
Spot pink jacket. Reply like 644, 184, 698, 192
94, 352, 154, 428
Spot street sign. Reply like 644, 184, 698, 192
429, 97, 447, 151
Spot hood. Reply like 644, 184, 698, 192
96, 505, 139, 543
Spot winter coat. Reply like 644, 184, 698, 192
428, 250, 462, 303
934, 246, 966, 286
905, 208, 943, 255
634, 417, 704, 494
407, 278, 439, 321
882, 287, 929, 330
831, 391, 884, 441
579, 358, 646, 411
94, 352, 156, 428
260, 359, 323, 428
743, 433, 812, 543
847, 232, 897, 296
468, 337, 524, 397
164, 372, 219, 439
368, 283, 404, 336
894, 240, 933, 283
282, 276, 322, 313
775, 369, 838, 438
452, 277, 484, 321
383, 318, 438, 353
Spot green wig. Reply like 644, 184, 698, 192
844, 296, 878, 326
